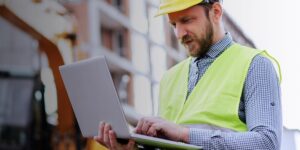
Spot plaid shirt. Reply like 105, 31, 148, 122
187, 33, 282, 149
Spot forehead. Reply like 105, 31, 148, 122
167, 5, 205, 22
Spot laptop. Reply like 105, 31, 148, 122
59, 56, 202, 150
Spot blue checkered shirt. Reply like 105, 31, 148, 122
187, 33, 282, 149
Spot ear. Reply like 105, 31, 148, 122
210, 2, 223, 23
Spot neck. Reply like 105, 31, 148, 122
212, 26, 226, 45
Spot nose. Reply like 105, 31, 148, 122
174, 24, 187, 40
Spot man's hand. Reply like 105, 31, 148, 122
93, 122, 136, 150
135, 117, 189, 143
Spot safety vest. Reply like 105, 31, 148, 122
158, 43, 281, 132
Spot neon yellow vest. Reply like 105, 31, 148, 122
159, 43, 281, 132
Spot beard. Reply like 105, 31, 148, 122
181, 20, 214, 58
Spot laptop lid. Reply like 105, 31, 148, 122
59, 56, 203, 149
59, 56, 130, 139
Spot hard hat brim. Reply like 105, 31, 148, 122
155, 0, 203, 17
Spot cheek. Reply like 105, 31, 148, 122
195, 24, 210, 40
193, 20, 210, 36
191, 30, 204, 42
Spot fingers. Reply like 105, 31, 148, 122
109, 130, 118, 150
93, 122, 113, 149
141, 121, 151, 135
136, 117, 153, 135
135, 119, 143, 134
100, 121, 104, 139
109, 129, 135, 150
100, 122, 105, 142
146, 125, 157, 137
95, 122, 136, 150
94, 121, 105, 145
103, 123, 112, 148
126, 139, 135, 149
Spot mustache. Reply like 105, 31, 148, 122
180, 34, 193, 44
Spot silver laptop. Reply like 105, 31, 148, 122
59, 56, 202, 150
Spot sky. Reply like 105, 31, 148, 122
223, 0, 300, 130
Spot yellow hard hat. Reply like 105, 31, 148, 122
155, 0, 205, 17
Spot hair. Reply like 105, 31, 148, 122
198, 0, 222, 18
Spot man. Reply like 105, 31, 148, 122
94, 0, 282, 149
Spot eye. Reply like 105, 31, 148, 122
182, 18, 191, 23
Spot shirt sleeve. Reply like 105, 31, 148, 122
189, 55, 282, 150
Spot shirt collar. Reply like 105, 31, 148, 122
192, 32, 233, 63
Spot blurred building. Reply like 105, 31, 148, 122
62, 0, 257, 117
2, 0, 294, 150
0, 0, 77, 149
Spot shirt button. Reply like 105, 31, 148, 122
271, 102, 275, 106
